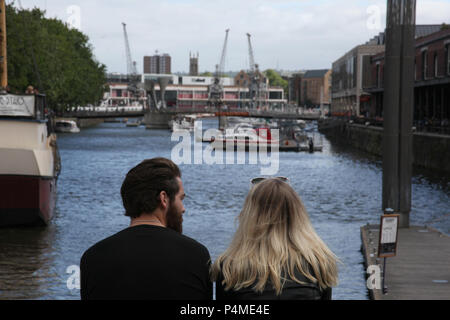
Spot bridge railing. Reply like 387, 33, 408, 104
62, 105, 322, 120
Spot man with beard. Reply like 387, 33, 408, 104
80, 158, 212, 300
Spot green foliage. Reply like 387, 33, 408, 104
6, 4, 107, 112
199, 71, 213, 77
264, 69, 288, 99
441, 23, 450, 30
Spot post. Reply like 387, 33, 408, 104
382, 257, 388, 294
0, 0, 7, 89
382, 0, 416, 228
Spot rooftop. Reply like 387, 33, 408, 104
365, 24, 445, 45
303, 69, 330, 79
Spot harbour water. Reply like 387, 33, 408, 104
0, 119, 449, 300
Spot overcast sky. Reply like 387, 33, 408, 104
12, 0, 450, 74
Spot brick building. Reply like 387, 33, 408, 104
331, 25, 444, 118
234, 70, 267, 87
286, 72, 303, 105
364, 26, 450, 133
143, 53, 171, 74
300, 69, 332, 107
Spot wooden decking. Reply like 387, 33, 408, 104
361, 225, 450, 300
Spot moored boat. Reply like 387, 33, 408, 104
126, 118, 142, 127
55, 119, 80, 133
0, 2, 60, 227
0, 94, 61, 226
169, 115, 197, 132
211, 127, 279, 151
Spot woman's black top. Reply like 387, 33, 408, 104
215, 268, 332, 300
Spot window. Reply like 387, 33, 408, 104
434, 52, 438, 78
376, 64, 381, 88
414, 58, 417, 80
446, 44, 450, 75
422, 50, 428, 80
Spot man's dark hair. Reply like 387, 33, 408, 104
121, 158, 181, 218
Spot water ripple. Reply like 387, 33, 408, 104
0, 120, 449, 300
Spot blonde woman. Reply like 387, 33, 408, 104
211, 178, 339, 300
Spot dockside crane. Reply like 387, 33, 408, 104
122, 22, 140, 99
246, 33, 265, 109
209, 29, 230, 110
247, 33, 256, 75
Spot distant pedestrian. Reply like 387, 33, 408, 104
25, 86, 34, 94
80, 158, 213, 300
211, 177, 339, 300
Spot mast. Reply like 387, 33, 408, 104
0, 0, 7, 89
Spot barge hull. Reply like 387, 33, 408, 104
0, 175, 56, 227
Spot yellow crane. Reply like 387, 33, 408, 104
0, 0, 7, 89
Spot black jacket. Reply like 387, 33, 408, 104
215, 268, 332, 300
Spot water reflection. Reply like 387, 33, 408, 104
0, 226, 58, 299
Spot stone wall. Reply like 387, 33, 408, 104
77, 118, 104, 128
319, 118, 450, 173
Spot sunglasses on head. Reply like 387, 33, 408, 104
250, 177, 290, 185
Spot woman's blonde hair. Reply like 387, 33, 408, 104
211, 178, 339, 295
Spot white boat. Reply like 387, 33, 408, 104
0, 94, 61, 226
126, 118, 141, 127
55, 119, 80, 133
228, 123, 255, 135
211, 127, 279, 150
227, 117, 271, 128
170, 115, 197, 132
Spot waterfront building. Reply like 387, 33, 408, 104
331, 25, 444, 118
234, 70, 268, 88
104, 73, 286, 109
299, 69, 332, 108
286, 72, 304, 105
331, 41, 385, 117
364, 26, 450, 134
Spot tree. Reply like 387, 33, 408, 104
6, 4, 106, 113
199, 71, 213, 77
264, 69, 288, 99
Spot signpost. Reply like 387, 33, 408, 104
378, 209, 400, 294
0, 94, 35, 117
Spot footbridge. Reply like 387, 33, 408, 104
62, 107, 321, 129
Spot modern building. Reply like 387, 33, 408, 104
143, 52, 171, 74
189, 52, 199, 76
363, 26, 450, 133
331, 25, 444, 117
104, 73, 286, 109
331, 41, 385, 117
